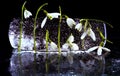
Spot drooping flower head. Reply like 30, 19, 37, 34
81, 27, 96, 41
75, 23, 83, 32
41, 12, 61, 28
66, 18, 76, 28
24, 9, 32, 19
86, 45, 110, 56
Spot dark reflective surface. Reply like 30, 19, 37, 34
4, 51, 119, 76
6, 49, 119, 76
9, 49, 105, 76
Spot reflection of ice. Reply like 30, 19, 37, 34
9, 49, 105, 76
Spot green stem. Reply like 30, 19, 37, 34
58, 6, 62, 54
82, 39, 85, 50
57, 6, 62, 74
63, 14, 69, 19
45, 30, 49, 73
84, 19, 88, 31
43, 9, 51, 19
99, 41, 104, 46
33, 3, 48, 52
46, 30, 49, 52
18, 1, 27, 53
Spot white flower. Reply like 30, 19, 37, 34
47, 13, 60, 20
86, 46, 110, 55
75, 23, 82, 32
62, 34, 79, 51
66, 18, 76, 28
67, 34, 74, 43
41, 12, 61, 28
81, 28, 96, 41
24, 9, 32, 19
49, 41, 58, 51
62, 43, 69, 50
70, 43, 79, 51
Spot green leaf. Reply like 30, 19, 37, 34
106, 39, 113, 44
97, 27, 113, 44
97, 27, 105, 40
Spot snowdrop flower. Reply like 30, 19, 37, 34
41, 12, 61, 28
49, 41, 58, 51
24, 9, 32, 19
67, 33, 74, 43
62, 34, 79, 51
86, 46, 110, 55
81, 28, 96, 41
75, 23, 83, 32
66, 18, 76, 28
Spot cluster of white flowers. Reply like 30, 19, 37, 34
62, 34, 79, 51
23, 9, 110, 56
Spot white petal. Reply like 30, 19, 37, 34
102, 47, 110, 52
66, 18, 76, 28
86, 46, 98, 53
50, 42, 58, 51
24, 10, 32, 19
62, 43, 69, 50
97, 46, 102, 55
81, 31, 87, 40
47, 13, 60, 19
71, 43, 79, 51
68, 34, 74, 43
89, 28, 96, 41
41, 17, 47, 28
75, 23, 82, 32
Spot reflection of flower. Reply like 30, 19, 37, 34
62, 34, 79, 51
24, 10, 32, 19
86, 46, 110, 55
67, 52, 73, 65
75, 23, 82, 32
79, 60, 95, 70
41, 13, 61, 28
81, 28, 96, 41
66, 18, 76, 28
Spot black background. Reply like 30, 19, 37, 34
0, 0, 120, 75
